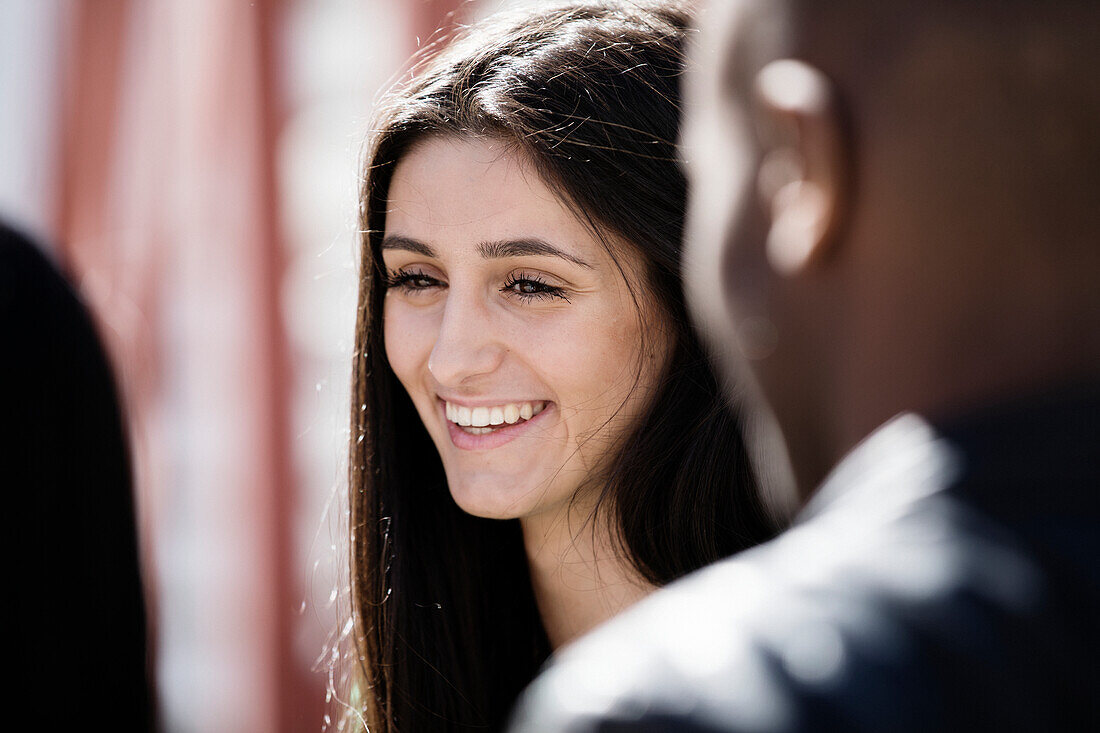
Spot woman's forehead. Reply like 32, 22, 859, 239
385, 136, 607, 264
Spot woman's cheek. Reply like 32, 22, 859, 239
539, 312, 637, 400
383, 301, 434, 387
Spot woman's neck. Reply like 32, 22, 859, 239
520, 502, 656, 651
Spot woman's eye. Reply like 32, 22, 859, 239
385, 270, 443, 293
501, 275, 570, 302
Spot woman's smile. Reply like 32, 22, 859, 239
439, 398, 552, 450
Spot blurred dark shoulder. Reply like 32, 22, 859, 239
2, 221, 153, 731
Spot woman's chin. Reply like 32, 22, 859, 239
448, 486, 530, 520
445, 477, 549, 521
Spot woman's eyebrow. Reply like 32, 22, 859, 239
478, 238, 593, 269
381, 234, 593, 269
381, 235, 436, 257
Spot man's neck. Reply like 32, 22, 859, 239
822, 278, 1100, 499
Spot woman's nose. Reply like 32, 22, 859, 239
427, 294, 506, 387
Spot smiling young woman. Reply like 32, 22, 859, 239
347, 2, 778, 731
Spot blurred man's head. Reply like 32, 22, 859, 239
683, 0, 1100, 503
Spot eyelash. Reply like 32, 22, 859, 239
501, 273, 570, 302
384, 269, 441, 292
384, 269, 570, 302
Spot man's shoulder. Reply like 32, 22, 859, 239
513, 491, 996, 731
511, 415, 1100, 731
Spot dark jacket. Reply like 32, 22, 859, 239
511, 390, 1100, 732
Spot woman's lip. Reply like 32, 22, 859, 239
438, 399, 554, 451
436, 396, 550, 408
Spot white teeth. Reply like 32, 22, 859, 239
444, 400, 547, 429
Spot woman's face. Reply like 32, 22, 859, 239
382, 135, 670, 522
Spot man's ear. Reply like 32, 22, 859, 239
752, 59, 847, 276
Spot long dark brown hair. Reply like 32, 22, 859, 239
348, 2, 776, 731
